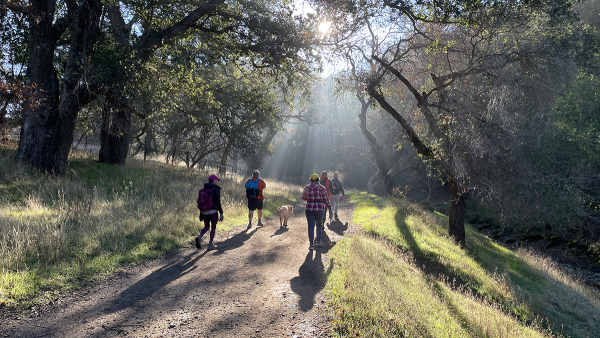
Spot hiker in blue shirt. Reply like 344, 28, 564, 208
196, 174, 224, 250
245, 170, 266, 228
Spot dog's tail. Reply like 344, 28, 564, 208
277, 206, 281, 211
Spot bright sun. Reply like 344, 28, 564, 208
318, 21, 332, 34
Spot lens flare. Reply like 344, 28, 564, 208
318, 21, 331, 34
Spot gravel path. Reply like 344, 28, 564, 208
1, 200, 359, 338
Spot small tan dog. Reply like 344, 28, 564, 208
277, 205, 293, 228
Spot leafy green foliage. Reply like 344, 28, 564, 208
553, 73, 600, 162
546, 72, 600, 223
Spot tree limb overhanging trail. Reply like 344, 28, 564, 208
0, 201, 360, 337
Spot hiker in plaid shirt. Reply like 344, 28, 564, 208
301, 174, 332, 250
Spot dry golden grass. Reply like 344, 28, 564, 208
515, 249, 600, 338
0, 150, 300, 307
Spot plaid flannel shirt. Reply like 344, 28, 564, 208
301, 183, 332, 212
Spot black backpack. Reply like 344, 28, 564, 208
245, 178, 260, 198
332, 180, 339, 195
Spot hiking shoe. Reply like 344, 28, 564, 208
257, 220, 264, 227
315, 241, 323, 248
247, 222, 252, 229
207, 243, 216, 250
309, 245, 314, 251
334, 213, 338, 218
195, 237, 201, 249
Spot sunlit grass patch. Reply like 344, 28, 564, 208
432, 281, 551, 337
514, 249, 600, 338
326, 236, 551, 337
350, 192, 528, 306
347, 191, 600, 338
349, 191, 388, 225
0, 271, 39, 306
0, 149, 303, 308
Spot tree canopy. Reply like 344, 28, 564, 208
0, 0, 320, 174
308, 0, 600, 244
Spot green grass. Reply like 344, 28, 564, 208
324, 191, 600, 338
3, 147, 599, 338
0, 149, 301, 308
327, 237, 551, 337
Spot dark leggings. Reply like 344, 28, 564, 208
200, 213, 218, 242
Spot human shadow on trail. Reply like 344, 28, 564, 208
105, 250, 206, 314
212, 227, 259, 256
327, 218, 348, 236
320, 228, 335, 254
290, 250, 334, 312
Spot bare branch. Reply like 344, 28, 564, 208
0, 0, 29, 15
366, 82, 434, 159
135, 0, 224, 61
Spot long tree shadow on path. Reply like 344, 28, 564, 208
290, 250, 334, 312
105, 225, 259, 314
104, 250, 207, 314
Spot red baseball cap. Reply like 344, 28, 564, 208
208, 174, 221, 181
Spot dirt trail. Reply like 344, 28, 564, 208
1, 200, 358, 338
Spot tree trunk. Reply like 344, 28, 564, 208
171, 136, 177, 165
16, 0, 102, 174
232, 150, 239, 174
356, 90, 403, 195
99, 102, 110, 163
369, 55, 467, 244
99, 95, 132, 165
219, 141, 232, 177
143, 126, 152, 162
448, 177, 466, 246
17, 2, 62, 173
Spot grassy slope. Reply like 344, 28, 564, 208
325, 191, 600, 338
2, 149, 599, 338
0, 149, 301, 308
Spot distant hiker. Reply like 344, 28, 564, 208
331, 171, 346, 219
320, 171, 333, 223
301, 174, 332, 250
196, 174, 224, 250
245, 170, 266, 228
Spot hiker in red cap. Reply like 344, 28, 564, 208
195, 174, 224, 250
